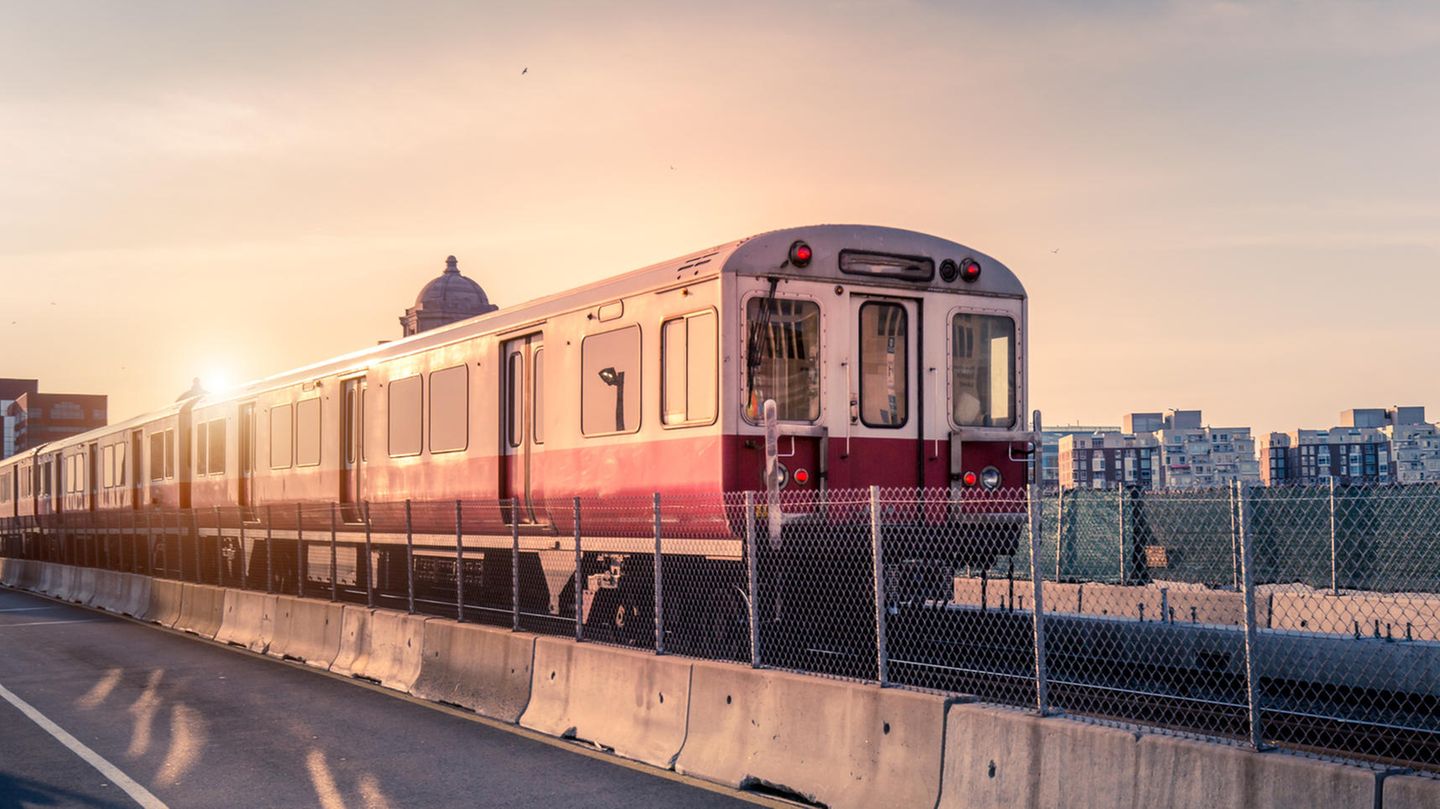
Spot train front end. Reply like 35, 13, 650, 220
724, 225, 1036, 569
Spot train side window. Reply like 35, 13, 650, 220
744, 298, 821, 422
270, 405, 294, 469
150, 433, 165, 481
164, 429, 175, 479
532, 348, 544, 445
662, 310, 717, 426
296, 399, 321, 466
858, 302, 909, 428
388, 375, 423, 457
581, 325, 641, 436
103, 445, 114, 488
196, 424, 209, 477
116, 443, 126, 486
505, 351, 523, 448
208, 419, 226, 475
429, 365, 468, 454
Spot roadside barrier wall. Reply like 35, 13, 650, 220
267, 597, 343, 670
520, 637, 692, 769
677, 661, 947, 809
215, 590, 277, 653
145, 578, 185, 627
411, 620, 535, 723
174, 583, 225, 638
333, 607, 427, 692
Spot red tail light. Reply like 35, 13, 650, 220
789, 241, 813, 268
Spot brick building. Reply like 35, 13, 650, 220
8, 392, 108, 452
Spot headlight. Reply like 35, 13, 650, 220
980, 466, 1002, 490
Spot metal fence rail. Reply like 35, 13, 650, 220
2, 481, 1438, 774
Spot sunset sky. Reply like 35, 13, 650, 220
2, 1, 1437, 435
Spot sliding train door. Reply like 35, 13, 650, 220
340, 377, 365, 522
501, 334, 543, 523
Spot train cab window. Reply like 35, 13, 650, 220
744, 298, 820, 422
952, 314, 1016, 428
581, 326, 641, 436
270, 405, 294, 469
296, 399, 321, 466
859, 303, 909, 428
208, 419, 226, 475
532, 348, 544, 445
662, 310, 717, 426
388, 375, 423, 457
429, 365, 468, 453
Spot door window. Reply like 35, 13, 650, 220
858, 302, 909, 428
745, 298, 820, 422
952, 313, 1016, 427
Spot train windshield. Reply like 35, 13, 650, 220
745, 297, 820, 422
952, 314, 1015, 428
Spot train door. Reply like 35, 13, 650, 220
238, 403, 255, 511
847, 294, 922, 488
87, 443, 99, 512
340, 378, 365, 521
501, 335, 543, 523
130, 431, 143, 509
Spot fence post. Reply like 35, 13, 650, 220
1054, 487, 1065, 581
1029, 482, 1050, 715
145, 509, 154, 576
405, 499, 415, 615
653, 492, 664, 655
363, 501, 375, 609
329, 502, 339, 602
265, 505, 274, 594
191, 509, 202, 584
1329, 477, 1339, 595
455, 499, 464, 623
1229, 481, 1239, 589
870, 485, 888, 686
1237, 482, 1266, 750
511, 499, 520, 631
1117, 486, 1127, 585
573, 497, 583, 643
296, 503, 305, 598
745, 491, 760, 668
238, 514, 247, 591
214, 506, 223, 587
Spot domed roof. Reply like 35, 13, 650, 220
415, 255, 492, 312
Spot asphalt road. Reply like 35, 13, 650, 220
0, 587, 760, 809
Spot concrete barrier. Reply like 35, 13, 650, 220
215, 590, 277, 653
86, 570, 125, 611
268, 596, 343, 670
111, 573, 152, 618
1384, 773, 1440, 809
677, 660, 947, 809
411, 620, 535, 722
954, 577, 1083, 614
521, 637, 691, 769
1270, 589, 1440, 641
332, 607, 426, 692
37, 563, 66, 597
145, 579, 185, 628
174, 584, 224, 638
1132, 734, 1374, 809
1, 559, 23, 587
70, 568, 98, 605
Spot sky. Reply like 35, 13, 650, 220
1, 0, 1437, 436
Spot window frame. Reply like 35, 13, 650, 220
856, 300, 911, 430
660, 308, 719, 429
741, 293, 824, 426
947, 308, 1019, 431
387, 374, 424, 458
580, 324, 643, 437
428, 364, 470, 454
269, 404, 294, 470
295, 397, 322, 468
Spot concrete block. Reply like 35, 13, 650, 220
70, 568, 97, 605
334, 607, 426, 692
1384, 773, 1440, 809
0, 558, 12, 586
677, 661, 947, 809
268, 596, 343, 670
521, 637, 692, 769
1271, 589, 1440, 641
85, 570, 124, 611
215, 590, 276, 653
145, 579, 184, 627
111, 573, 152, 619
938, 703, 1140, 809
412, 619, 535, 723
1133, 734, 1374, 809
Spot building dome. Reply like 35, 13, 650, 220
401, 255, 498, 336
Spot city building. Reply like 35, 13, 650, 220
1059, 409, 1260, 490
0, 378, 39, 459
8, 392, 108, 452
400, 255, 498, 337
1261, 406, 1439, 485
1057, 430, 1160, 489
1041, 425, 1118, 489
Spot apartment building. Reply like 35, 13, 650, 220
1041, 425, 1119, 489
0, 378, 39, 459
1258, 407, 1440, 485
1057, 431, 1160, 489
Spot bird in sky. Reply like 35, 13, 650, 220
521, 67, 527, 75
1050, 248, 1060, 254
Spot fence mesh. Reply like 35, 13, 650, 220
3, 482, 1439, 773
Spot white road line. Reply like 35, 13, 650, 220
0, 619, 105, 628
0, 606, 62, 612
0, 680, 169, 809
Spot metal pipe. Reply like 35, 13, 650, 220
238, 514, 247, 591
363, 501, 374, 609
1117, 486, 1127, 585
265, 505, 274, 594
405, 499, 415, 615
870, 485, 888, 686
296, 503, 305, 598
1030, 483, 1049, 714
745, 491, 760, 668
213, 506, 223, 587
329, 502, 339, 602
1238, 482, 1266, 750
455, 499, 465, 622
510, 499, 520, 631
573, 498, 583, 643
1329, 476, 1339, 595
653, 492, 664, 655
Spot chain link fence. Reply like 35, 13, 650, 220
2, 482, 1438, 773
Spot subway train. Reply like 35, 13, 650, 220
0, 224, 1036, 650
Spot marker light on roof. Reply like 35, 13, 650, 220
789, 241, 813, 268
959, 257, 981, 283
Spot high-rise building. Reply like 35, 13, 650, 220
0, 378, 39, 459
1057, 430, 1160, 489
1041, 425, 1119, 489
9, 392, 108, 452
1262, 407, 1438, 485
